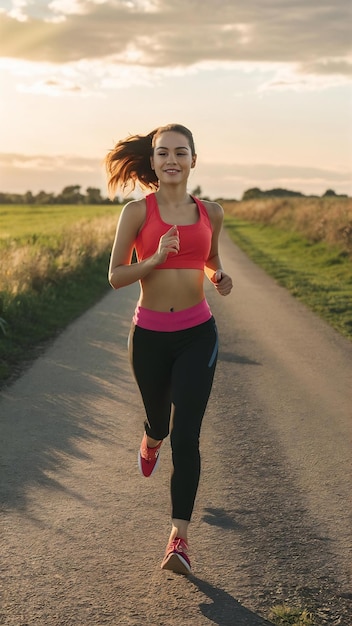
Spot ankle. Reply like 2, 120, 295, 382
169, 519, 189, 544
146, 436, 162, 448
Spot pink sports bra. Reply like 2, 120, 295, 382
134, 193, 212, 270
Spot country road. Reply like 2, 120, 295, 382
1, 231, 351, 626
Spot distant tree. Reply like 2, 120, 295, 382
322, 189, 348, 198
24, 190, 35, 204
34, 190, 55, 204
269, 188, 304, 198
192, 185, 202, 197
0, 192, 25, 204
242, 187, 305, 200
85, 187, 103, 204
242, 187, 263, 200
0, 192, 11, 204
56, 185, 84, 204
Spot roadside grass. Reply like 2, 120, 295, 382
0, 214, 119, 293
0, 206, 120, 387
0, 254, 110, 383
224, 215, 352, 341
269, 604, 314, 626
222, 197, 352, 258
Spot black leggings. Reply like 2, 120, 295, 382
129, 317, 218, 521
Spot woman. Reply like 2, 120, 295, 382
105, 123, 233, 575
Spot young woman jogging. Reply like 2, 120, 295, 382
105, 123, 233, 575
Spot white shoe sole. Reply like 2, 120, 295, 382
161, 552, 191, 575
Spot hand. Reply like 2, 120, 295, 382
155, 225, 180, 264
211, 269, 233, 296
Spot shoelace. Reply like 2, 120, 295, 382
141, 438, 162, 462
168, 538, 189, 554
143, 446, 160, 462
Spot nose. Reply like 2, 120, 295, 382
166, 153, 176, 164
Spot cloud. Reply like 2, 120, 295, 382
1, 152, 351, 198
0, 0, 351, 83
0, 152, 108, 195
0, 153, 101, 173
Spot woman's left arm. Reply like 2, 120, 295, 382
204, 201, 233, 296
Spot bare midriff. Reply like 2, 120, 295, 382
139, 268, 205, 312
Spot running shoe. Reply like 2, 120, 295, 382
138, 433, 162, 477
160, 537, 191, 575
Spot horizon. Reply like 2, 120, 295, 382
1, 183, 350, 203
1, 1, 351, 199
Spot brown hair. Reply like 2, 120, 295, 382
105, 123, 196, 199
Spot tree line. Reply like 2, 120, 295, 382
0, 184, 348, 205
242, 187, 348, 200
0, 185, 117, 205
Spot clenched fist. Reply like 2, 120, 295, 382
211, 269, 233, 296
156, 225, 180, 264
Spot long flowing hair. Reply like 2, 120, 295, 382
104, 123, 195, 199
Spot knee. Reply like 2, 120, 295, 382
170, 430, 199, 459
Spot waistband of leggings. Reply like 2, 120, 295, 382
132, 299, 212, 332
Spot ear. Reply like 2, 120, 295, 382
191, 154, 197, 169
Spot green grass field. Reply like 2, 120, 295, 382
0, 205, 121, 386
0, 204, 119, 240
225, 215, 352, 340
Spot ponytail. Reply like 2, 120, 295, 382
105, 131, 158, 200
105, 124, 195, 200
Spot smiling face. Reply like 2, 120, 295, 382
151, 131, 197, 185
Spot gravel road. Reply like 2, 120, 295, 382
1, 231, 351, 626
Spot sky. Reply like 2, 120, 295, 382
0, 0, 351, 200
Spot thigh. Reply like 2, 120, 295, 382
171, 318, 218, 440
129, 324, 173, 438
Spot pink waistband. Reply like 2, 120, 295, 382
133, 299, 212, 332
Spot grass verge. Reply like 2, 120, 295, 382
224, 216, 352, 341
0, 253, 111, 386
0, 207, 120, 388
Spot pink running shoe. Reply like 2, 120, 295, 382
161, 537, 191, 575
138, 434, 162, 477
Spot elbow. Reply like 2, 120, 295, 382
108, 270, 119, 290
109, 279, 120, 290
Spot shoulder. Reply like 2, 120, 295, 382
119, 198, 146, 222
121, 197, 146, 214
115, 198, 148, 238
199, 199, 224, 228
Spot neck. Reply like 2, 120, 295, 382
155, 185, 191, 207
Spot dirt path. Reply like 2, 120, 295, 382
1, 231, 351, 626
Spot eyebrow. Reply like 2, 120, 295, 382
155, 146, 190, 150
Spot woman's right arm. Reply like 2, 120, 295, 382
108, 200, 155, 289
108, 200, 179, 289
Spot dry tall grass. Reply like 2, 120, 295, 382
223, 197, 352, 257
0, 215, 117, 294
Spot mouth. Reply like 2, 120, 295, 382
163, 169, 180, 174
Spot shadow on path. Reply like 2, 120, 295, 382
0, 290, 137, 512
189, 576, 273, 626
218, 351, 261, 366
202, 506, 246, 531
